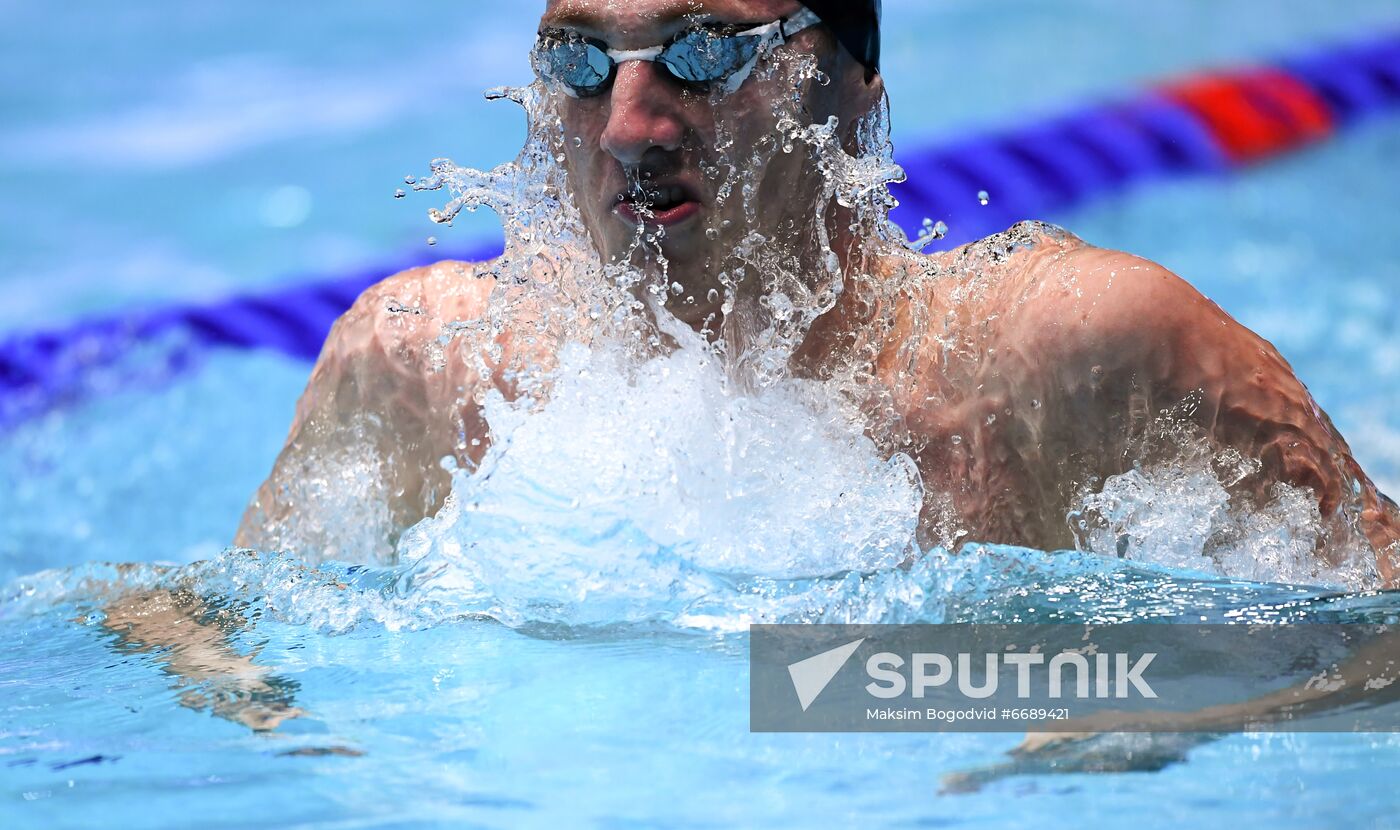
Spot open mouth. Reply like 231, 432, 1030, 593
615, 182, 702, 227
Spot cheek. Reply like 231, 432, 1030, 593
558, 104, 606, 161
557, 110, 611, 203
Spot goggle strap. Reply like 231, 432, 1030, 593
718, 9, 823, 93
779, 8, 823, 40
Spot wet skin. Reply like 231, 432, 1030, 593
235, 0, 1400, 581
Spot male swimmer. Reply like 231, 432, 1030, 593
235, 0, 1400, 583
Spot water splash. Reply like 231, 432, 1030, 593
9, 41, 1392, 639
1072, 454, 1379, 591
392, 320, 925, 629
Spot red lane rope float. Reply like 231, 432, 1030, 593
3, 29, 1399, 429
1160, 67, 1335, 163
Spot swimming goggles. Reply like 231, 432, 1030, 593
532, 7, 821, 98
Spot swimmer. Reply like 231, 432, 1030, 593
235, 0, 1400, 583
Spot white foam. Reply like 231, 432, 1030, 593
394, 327, 925, 628
1073, 456, 1379, 591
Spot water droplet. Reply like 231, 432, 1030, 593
706, 288, 720, 304
670, 282, 684, 296
426, 236, 438, 246
705, 227, 720, 240
394, 189, 406, 199
1031, 398, 1042, 410
977, 190, 990, 206
571, 136, 583, 148
933, 220, 948, 238
950, 434, 963, 445
404, 175, 416, 185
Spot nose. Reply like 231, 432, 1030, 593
599, 61, 688, 165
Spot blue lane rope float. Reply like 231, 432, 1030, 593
0, 241, 503, 428
1282, 34, 1400, 125
3, 30, 1399, 429
887, 95, 1229, 247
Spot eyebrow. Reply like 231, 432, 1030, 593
540, 2, 726, 36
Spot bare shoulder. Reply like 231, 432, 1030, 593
911, 221, 1298, 422
286, 258, 501, 429
327, 258, 498, 364
973, 230, 1247, 377
1005, 237, 1226, 344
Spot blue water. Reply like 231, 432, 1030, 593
4, 1, 1400, 827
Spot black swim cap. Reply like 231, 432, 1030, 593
799, 0, 881, 77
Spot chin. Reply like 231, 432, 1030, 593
601, 236, 702, 268
655, 235, 705, 263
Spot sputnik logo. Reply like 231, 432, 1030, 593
787, 638, 866, 711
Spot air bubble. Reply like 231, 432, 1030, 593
977, 190, 990, 206
426, 236, 438, 246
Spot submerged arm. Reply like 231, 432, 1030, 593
102, 586, 304, 732
940, 627, 1400, 793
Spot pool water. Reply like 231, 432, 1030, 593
4, 1, 1400, 828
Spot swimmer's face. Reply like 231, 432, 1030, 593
539, 0, 879, 324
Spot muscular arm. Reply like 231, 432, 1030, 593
1010, 246, 1400, 582
234, 261, 495, 563
91, 264, 495, 734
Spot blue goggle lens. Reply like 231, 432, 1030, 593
659, 29, 764, 84
534, 26, 769, 97
534, 37, 612, 95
